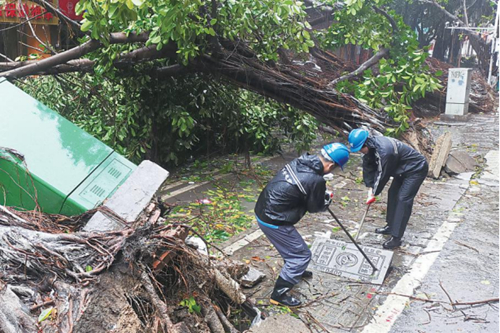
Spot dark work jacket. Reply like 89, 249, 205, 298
363, 136, 428, 196
254, 154, 327, 226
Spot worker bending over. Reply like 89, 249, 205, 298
254, 143, 350, 307
348, 129, 428, 249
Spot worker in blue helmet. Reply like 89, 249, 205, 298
254, 143, 349, 307
348, 128, 428, 250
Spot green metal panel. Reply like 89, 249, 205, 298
60, 153, 135, 216
0, 79, 136, 215
0, 151, 68, 213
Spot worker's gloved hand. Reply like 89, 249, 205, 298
366, 188, 376, 205
324, 190, 333, 206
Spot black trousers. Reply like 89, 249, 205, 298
386, 163, 428, 238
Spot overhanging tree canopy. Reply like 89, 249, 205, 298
1, 0, 435, 136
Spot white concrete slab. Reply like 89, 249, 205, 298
84, 160, 169, 232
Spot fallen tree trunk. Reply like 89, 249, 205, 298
196, 45, 391, 135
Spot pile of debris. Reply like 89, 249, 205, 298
0, 201, 259, 333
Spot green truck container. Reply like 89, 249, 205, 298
0, 78, 136, 216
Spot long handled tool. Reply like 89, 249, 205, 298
327, 207, 378, 273
354, 197, 375, 241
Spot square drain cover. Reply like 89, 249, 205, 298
310, 238, 393, 285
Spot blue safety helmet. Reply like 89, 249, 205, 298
348, 129, 369, 152
321, 143, 350, 170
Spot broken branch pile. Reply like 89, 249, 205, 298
0, 202, 257, 333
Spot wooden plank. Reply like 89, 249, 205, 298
428, 132, 452, 178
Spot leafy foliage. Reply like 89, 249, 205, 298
20, 0, 446, 153
338, 50, 442, 136
18, 73, 318, 166
76, 0, 314, 63
317, 0, 394, 51
318, 0, 443, 136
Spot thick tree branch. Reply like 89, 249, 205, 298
0, 42, 185, 78
372, 5, 399, 33
0, 33, 149, 79
0, 43, 181, 76
420, 0, 464, 26
118, 44, 178, 63
327, 47, 389, 87
152, 64, 195, 78
0, 39, 100, 79
462, 0, 469, 26
326, 6, 396, 87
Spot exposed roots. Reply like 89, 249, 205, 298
0, 202, 257, 333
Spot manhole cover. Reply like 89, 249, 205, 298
310, 238, 393, 285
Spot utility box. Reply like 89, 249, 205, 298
0, 78, 136, 216
444, 68, 472, 116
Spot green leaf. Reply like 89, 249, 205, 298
192, 304, 201, 314
132, 0, 145, 6
75, 2, 84, 15
108, 4, 119, 18
150, 36, 162, 44
81, 20, 93, 32
38, 308, 53, 322
85, 265, 93, 272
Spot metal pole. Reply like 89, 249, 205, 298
354, 203, 371, 241
327, 207, 378, 273
488, 3, 499, 85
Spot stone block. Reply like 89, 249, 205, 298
428, 132, 452, 179
444, 151, 477, 175
241, 267, 266, 288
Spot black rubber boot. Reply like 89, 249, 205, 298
302, 270, 313, 279
270, 276, 302, 307
375, 225, 391, 235
383, 236, 402, 249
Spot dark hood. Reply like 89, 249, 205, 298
296, 153, 324, 175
